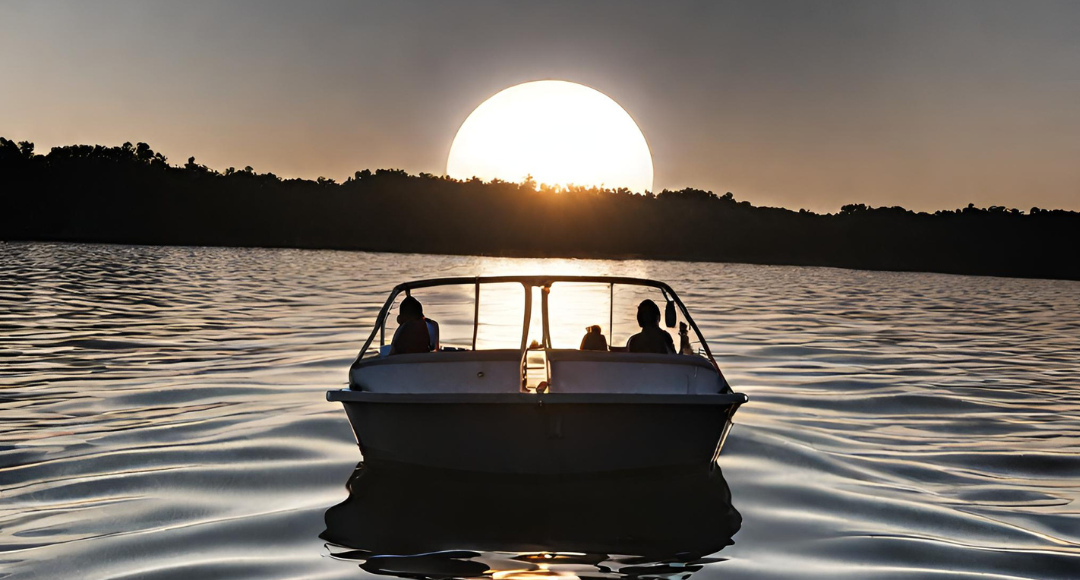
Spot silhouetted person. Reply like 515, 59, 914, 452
579, 325, 608, 351
679, 321, 695, 355
627, 300, 675, 354
389, 296, 431, 355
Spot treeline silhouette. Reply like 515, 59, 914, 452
2, 137, 1078, 280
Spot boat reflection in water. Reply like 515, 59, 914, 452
321, 462, 741, 580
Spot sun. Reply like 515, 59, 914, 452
446, 80, 653, 193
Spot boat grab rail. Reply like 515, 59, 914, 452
352, 275, 728, 389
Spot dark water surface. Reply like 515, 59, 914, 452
2, 243, 1079, 579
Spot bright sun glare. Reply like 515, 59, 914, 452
446, 80, 654, 193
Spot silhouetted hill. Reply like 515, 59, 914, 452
2, 137, 1078, 280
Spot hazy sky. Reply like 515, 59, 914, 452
2, 0, 1078, 211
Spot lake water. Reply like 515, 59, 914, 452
2, 243, 1079, 580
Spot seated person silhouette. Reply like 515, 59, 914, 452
626, 300, 675, 354
679, 321, 695, 355
389, 296, 433, 355
579, 325, 608, 351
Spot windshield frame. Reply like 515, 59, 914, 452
355, 275, 721, 372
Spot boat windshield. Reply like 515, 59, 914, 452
362, 277, 712, 363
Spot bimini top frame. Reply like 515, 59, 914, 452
353, 275, 725, 378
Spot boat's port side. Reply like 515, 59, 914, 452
350, 349, 522, 393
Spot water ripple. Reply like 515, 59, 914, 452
1, 242, 1079, 579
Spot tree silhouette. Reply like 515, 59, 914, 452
1, 136, 1078, 281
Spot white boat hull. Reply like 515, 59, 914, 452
327, 391, 747, 474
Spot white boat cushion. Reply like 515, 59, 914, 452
547, 350, 724, 394
351, 349, 522, 393
351, 349, 725, 395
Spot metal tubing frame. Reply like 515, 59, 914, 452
471, 278, 480, 351
608, 282, 614, 347
351, 275, 727, 386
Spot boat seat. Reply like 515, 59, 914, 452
350, 349, 522, 393
547, 349, 725, 395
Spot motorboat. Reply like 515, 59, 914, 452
326, 276, 747, 474
322, 461, 741, 579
